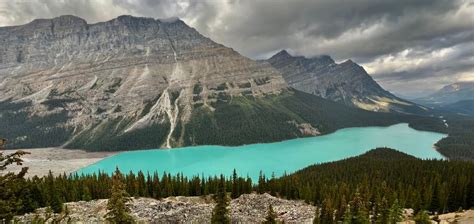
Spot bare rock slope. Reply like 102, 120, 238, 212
15, 193, 316, 223
265, 50, 427, 114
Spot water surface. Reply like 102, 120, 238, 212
78, 123, 446, 180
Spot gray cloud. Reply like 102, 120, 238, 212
0, 0, 472, 96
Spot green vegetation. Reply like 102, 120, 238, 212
413, 210, 431, 224
1, 148, 473, 222
106, 168, 134, 224
313, 207, 321, 224
211, 175, 230, 224
0, 101, 72, 149
237, 82, 251, 88
254, 77, 270, 86
263, 204, 277, 224
435, 115, 474, 161
272, 148, 473, 216
320, 198, 334, 224
1, 89, 461, 154
216, 83, 228, 91
184, 90, 417, 146
193, 83, 203, 94
65, 117, 169, 151
0, 140, 31, 222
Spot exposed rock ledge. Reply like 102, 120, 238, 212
14, 193, 474, 223
15, 193, 315, 223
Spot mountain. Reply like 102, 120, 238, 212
414, 81, 474, 106
0, 15, 426, 151
265, 50, 428, 114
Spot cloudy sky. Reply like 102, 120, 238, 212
1, 0, 473, 97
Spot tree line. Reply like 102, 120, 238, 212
435, 115, 474, 161
2, 148, 473, 223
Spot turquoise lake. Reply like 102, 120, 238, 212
77, 123, 447, 180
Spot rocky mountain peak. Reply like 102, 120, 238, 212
310, 55, 335, 64
271, 49, 292, 59
268, 50, 335, 67
341, 59, 355, 65
113, 15, 157, 26
30, 15, 87, 26
158, 17, 183, 23
306, 55, 335, 66
265, 51, 424, 113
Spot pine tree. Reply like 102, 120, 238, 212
335, 195, 347, 221
313, 207, 321, 224
82, 186, 92, 201
375, 196, 389, 224
348, 192, 369, 224
342, 205, 352, 223
387, 199, 403, 224
231, 169, 240, 199
50, 191, 63, 213
152, 172, 161, 199
413, 210, 430, 224
136, 171, 146, 197
211, 175, 230, 224
105, 168, 134, 224
320, 198, 334, 224
430, 182, 441, 214
258, 171, 266, 194
263, 204, 277, 224
0, 141, 30, 222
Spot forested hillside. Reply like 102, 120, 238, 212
272, 148, 474, 217
183, 90, 415, 146
1, 89, 445, 151
435, 115, 474, 161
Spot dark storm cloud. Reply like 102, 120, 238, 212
0, 0, 472, 95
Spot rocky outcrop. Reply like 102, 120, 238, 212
15, 193, 474, 223
265, 50, 427, 114
288, 121, 320, 136
14, 193, 316, 223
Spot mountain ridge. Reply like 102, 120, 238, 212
265, 50, 428, 114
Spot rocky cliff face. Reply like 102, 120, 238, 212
265, 50, 427, 114
0, 15, 291, 150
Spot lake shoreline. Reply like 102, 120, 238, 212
0, 148, 117, 178
78, 123, 447, 180
2, 124, 447, 178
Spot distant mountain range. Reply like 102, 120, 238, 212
414, 81, 474, 107
437, 100, 474, 116
0, 15, 433, 151
264, 50, 428, 114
